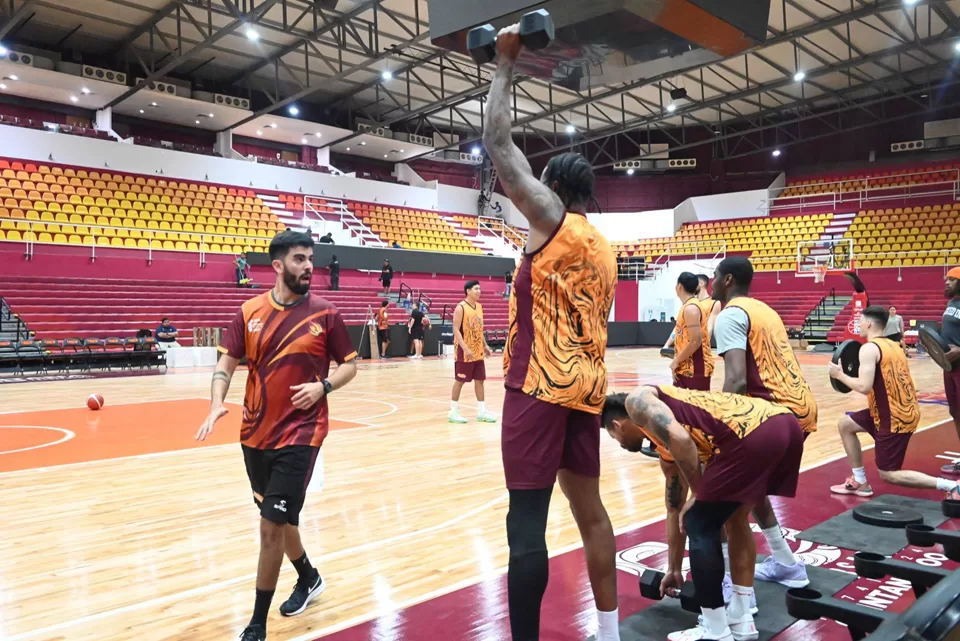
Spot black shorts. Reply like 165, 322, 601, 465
377, 328, 390, 342
886, 332, 903, 343
411, 327, 424, 340
382, 279, 392, 288
242, 444, 319, 526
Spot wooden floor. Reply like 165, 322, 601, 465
0, 349, 952, 641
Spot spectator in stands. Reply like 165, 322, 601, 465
380, 259, 394, 296
155, 318, 180, 350
234, 252, 253, 288
885, 305, 907, 355
504, 270, 513, 298
318, 232, 335, 244
329, 255, 340, 291
392, 241, 402, 249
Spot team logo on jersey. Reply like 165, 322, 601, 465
309, 322, 324, 337
248, 318, 264, 334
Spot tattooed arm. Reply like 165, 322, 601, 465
625, 386, 702, 493
481, 24, 564, 246
660, 457, 689, 577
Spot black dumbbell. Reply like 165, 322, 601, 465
638, 569, 699, 613
467, 9, 556, 65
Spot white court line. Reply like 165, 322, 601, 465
4, 494, 508, 641
0, 426, 75, 455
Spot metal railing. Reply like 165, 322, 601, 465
441, 303, 455, 325
648, 240, 727, 278
478, 215, 525, 251
803, 288, 838, 335
303, 196, 386, 248
0, 297, 30, 340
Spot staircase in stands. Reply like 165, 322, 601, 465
802, 292, 853, 345
256, 193, 385, 247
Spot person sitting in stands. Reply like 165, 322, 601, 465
318, 232, 335, 244
156, 317, 181, 350
392, 241, 402, 249
234, 252, 253, 288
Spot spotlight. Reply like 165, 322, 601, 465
195, 120, 200, 124
772, 149, 782, 157
566, 124, 576, 134
627, 168, 635, 176
0, 83, 6, 90
384, 154, 388, 158
955, 41, 960, 53
314, 132, 322, 138
70, 95, 78, 103
471, 146, 481, 155
256, 130, 263, 136
666, 103, 677, 113
346, 147, 350, 151
794, 70, 806, 82
150, 101, 158, 107
208, 113, 214, 118
904, 0, 919, 5
268, 123, 277, 128
382, 70, 393, 80
81, 86, 90, 94
360, 141, 366, 146
400, 149, 405, 153
0, 45, 7, 56
245, 27, 259, 41
301, 138, 307, 144
9, 75, 18, 81
139, 109, 144, 114
288, 105, 299, 116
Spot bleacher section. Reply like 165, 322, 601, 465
844, 204, 960, 267
782, 162, 959, 197
826, 288, 947, 343
0, 160, 283, 253
424, 287, 510, 331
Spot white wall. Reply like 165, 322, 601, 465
587, 209, 677, 241
437, 183, 483, 216
637, 258, 724, 321
395, 163, 430, 189
0, 124, 438, 210
687, 189, 770, 221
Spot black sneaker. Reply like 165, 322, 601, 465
279, 572, 325, 617
240, 625, 266, 641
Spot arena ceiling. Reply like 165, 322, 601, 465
3, 0, 960, 167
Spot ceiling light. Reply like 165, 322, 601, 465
346, 147, 350, 151
384, 154, 388, 158
0, 45, 7, 56
955, 41, 960, 53
0, 83, 6, 90
314, 132, 322, 138
256, 130, 263, 136
208, 113, 214, 118
565, 124, 576, 134
269, 123, 277, 128
400, 148, 405, 152
360, 141, 366, 146
921, 93, 929, 98
288, 105, 299, 116
627, 168, 635, 176
81, 87, 90, 94
150, 101, 158, 107
904, 0, 919, 5
471, 146, 481, 155
245, 27, 259, 41
794, 70, 806, 82
195, 120, 200, 124
301, 138, 307, 144
70, 95, 78, 103
772, 149, 782, 157
666, 103, 676, 113
9, 75, 17, 81
139, 109, 144, 114
382, 70, 393, 81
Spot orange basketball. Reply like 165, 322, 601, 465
86, 394, 104, 411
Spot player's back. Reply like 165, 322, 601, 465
868, 337, 920, 434
504, 213, 617, 414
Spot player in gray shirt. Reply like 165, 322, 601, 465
884, 306, 906, 355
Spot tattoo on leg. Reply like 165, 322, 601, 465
667, 475, 683, 509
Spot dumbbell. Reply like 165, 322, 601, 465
467, 9, 556, 65
639, 569, 699, 613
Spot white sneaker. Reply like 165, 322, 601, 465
726, 614, 758, 641
476, 412, 497, 423
448, 411, 467, 424
667, 624, 733, 641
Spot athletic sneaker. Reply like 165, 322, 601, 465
829, 477, 874, 497
942, 462, 960, 475
722, 574, 758, 613
476, 412, 498, 423
239, 625, 266, 641
279, 573, 325, 617
726, 614, 758, 641
448, 411, 468, 424
754, 557, 810, 588
667, 624, 733, 641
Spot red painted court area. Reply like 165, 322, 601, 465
321, 419, 959, 641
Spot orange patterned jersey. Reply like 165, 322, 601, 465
675, 297, 714, 378
219, 291, 358, 450
867, 338, 920, 434
639, 419, 716, 464
376, 307, 389, 330
456, 301, 485, 363
724, 297, 818, 433
504, 213, 617, 414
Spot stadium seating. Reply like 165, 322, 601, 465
0, 159, 283, 253
844, 204, 960, 267
825, 288, 948, 343
352, 202, 481, 254
781, 162, 959, 197
416, 287, 510, 331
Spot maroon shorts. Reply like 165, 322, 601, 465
674, 374, 711, 391
455, 359, 486, 383
848, 409, 913, 472
945, 370, 960, 418
697, 414, 803, 505
501, 388, 601, 490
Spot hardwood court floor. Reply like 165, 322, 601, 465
0, 349, 953, 641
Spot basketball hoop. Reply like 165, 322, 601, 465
813, 264, 828, 284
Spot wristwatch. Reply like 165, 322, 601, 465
321, 379, 334, 395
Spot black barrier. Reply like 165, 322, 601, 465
247, 245, 515, 278
346, 324, 443, 359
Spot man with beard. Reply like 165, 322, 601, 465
195, 230, 358, 641
939, 267, 960, 475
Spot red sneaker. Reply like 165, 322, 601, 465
830, 476, 874, 497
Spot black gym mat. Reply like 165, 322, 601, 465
798, 494, 948, 556
586, 561, 854, 641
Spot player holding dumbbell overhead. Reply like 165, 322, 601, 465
711, 256, 816, 589
481, 14, 620, 641
604, 386, 804, 641
671, 272, 714, 391
939, 267, 960, 475
829, 305, 960, 499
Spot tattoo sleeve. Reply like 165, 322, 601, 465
625, 388, 675, 448
666, 475, 683, 510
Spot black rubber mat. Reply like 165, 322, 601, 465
587, 561, 854, 641
798, 494, 948, 556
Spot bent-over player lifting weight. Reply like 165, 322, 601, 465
604, 386, 803, 641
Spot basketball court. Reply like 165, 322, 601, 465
0, 348, 955, 641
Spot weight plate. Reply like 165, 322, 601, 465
852, 503, 924, 528
920, 327, 954, 372
830, 339, 862, 393
942, 498, 960, 519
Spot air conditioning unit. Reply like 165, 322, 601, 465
357, 123, 374, 134
82, 65, 127, 86
614, 160, 644, 170
214, 93, 251, 110
135, 78, 187, 97
891, 140, 924, 153
668, 158, 697, 169
434, 131, 461, 148
355, 123, 393, 139
3, 50, 34, 66
459, 153, 483, 164
393, 132, 434, 147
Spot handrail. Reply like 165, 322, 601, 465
397, 283, 413, 305
649, 240, 727, 277
767, 176, 959, 214
478, 215, 525, 251
441, 303, 454, 325
0, 297, 30, 340
785, 167, 960, 193
803, 287, 838, 335
418, 291, 432, 312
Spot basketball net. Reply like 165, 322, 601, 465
813, 263, 828, 284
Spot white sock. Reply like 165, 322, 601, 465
937, 478, 959, 492
727, 585, 755, 620
722, 542, 731, 573
477, 401, 487, 414
596, 608, 620, 641
700, 606, 729, 637
762, 525, 798, 566
450, 401, 459, 413
852, 467, 867, 484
